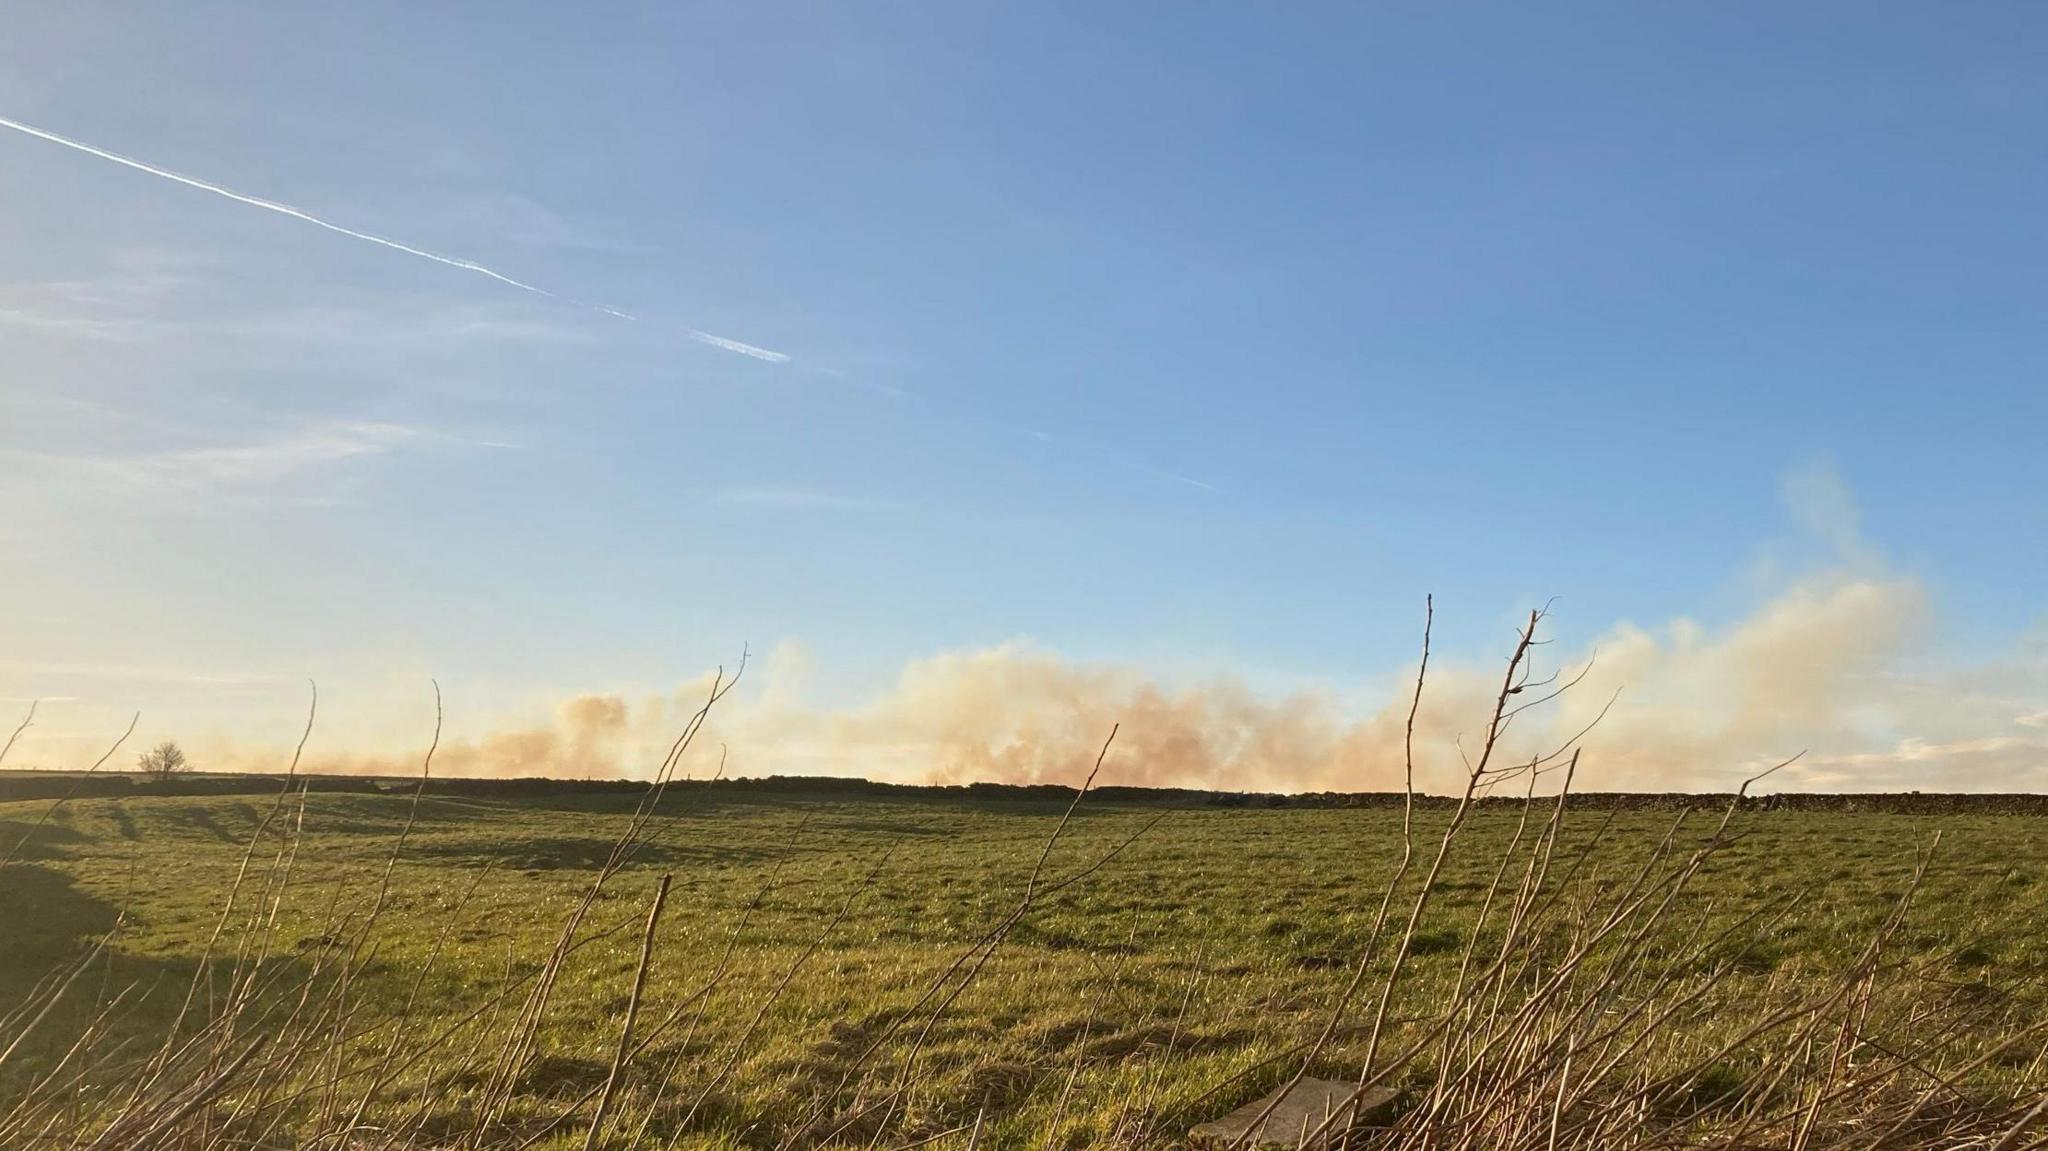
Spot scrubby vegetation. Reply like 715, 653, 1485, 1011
5, 776, 2046, 1147
2, 621, 2044, 1148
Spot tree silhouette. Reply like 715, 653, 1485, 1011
137, 740, 189, 779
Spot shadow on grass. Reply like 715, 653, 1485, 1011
0, 861, 322, 1101
0, 819, 91, 863
408, 835, 786, 871
153, 801, 260, 844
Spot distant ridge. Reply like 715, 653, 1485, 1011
3, 770, 2046, 814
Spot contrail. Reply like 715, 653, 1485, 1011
0, 113, 789, 362
0, 115, 553, 294
685, 328, 790, 363
1, 115, 1217, 490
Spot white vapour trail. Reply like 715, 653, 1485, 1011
0, 115, 553, 294
685, 328, 791, 363
0, 114, 789, 362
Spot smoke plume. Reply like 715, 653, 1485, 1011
20, 465, 2046, 793
238, 565, 2045, 793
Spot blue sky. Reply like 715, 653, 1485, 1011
3, 3, 2044, 787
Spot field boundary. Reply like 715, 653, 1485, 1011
4, 769, 2047, 814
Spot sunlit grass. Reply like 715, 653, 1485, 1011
3, 784, 2044, 1147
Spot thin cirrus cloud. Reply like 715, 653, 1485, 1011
15, 420, 516, 501
0, 293, 599, 347
1, 115, 1212, 496
0, 114, 789, 364
0, 658, 281, 690
707, 486, 904, 512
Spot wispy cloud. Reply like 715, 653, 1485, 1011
1047, 434, 1220, 494
2, 120, 1238, 505
1, 117, 1230, 504
0, 305, 152, 343
0, 293, 592, 348
101, 421, 431, 490
7, 420, 515, 503
0, 659, 280, 689
0, 114, 789, 363
1146, 465, 1220, 494
708, 486, 903, 512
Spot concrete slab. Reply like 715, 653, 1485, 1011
1190, 1077, 1397, 1148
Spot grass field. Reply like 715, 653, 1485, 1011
4, 777, 2046, 1149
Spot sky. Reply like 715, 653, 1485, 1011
2, 2, 2044, 791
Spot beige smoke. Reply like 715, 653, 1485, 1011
245, 567, 2042, 792
279, 690, 673, 781
702, 573, 2041, 793
28, 466, 2048, 793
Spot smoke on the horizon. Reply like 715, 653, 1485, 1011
188, 566, 2045, 794
15, 463, 2045, 793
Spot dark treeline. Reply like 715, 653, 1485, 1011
3, 769, 2048, 815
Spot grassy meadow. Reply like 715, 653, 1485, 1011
3, 778, 2046, 1149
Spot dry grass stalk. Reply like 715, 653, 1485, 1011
3, 615, 2043, 1151
584, 872, 671, 1151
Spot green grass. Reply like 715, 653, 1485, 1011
3, 784, 2045, 1148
